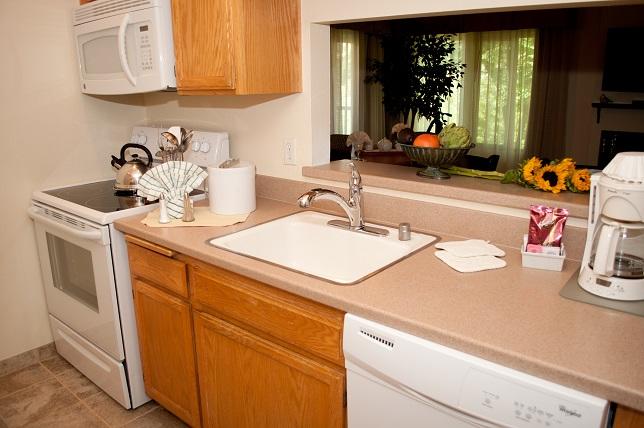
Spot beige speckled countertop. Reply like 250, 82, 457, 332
115, 198, 644, 411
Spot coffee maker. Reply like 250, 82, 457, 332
578, 152, 644, 301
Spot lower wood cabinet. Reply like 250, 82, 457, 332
127, 236, 346, 427
614, 405, 644, 428
132, 279, 201, 427
193, 310, 345, 428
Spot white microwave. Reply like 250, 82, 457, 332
73, 0, 176, 95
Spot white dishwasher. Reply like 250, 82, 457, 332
343, 315, 609, 428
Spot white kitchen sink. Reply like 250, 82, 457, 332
208, 211, 437, 284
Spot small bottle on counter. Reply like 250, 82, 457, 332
158, 194, 171, 224
182, 192, 195, 222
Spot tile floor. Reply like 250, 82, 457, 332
0, 354, 187, 427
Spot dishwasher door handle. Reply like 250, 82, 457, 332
396, 381, 505, 428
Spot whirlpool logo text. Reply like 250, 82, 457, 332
559, 405, 582, 418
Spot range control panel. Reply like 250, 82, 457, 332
129, 126, 230, 167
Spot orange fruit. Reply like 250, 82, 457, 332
413, 133, 440, 148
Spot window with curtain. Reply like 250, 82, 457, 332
331, 27, 536, 169
415, 29, 536, 170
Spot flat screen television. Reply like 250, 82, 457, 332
601, 27, 644, 93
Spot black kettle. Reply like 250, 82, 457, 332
111, 143, 154, 192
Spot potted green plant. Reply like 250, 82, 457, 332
367, 32, 465, 134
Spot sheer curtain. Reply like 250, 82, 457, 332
468, 29, 536, 171
415, 30, 536, 171
331, 29, 361, 135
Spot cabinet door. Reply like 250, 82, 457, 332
171, 0, 236, 91
614, 405, 644, 428
193, 310, 345, 428
133, 280, 201, 427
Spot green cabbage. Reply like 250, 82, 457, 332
439, 123, 471, 148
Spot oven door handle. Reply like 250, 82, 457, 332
28, 207, 105, 243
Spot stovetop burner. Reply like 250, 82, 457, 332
44, 180, 155, 213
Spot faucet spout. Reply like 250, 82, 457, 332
296, 162, 388, 237
297, 188, 362, 228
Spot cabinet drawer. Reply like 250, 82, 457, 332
127, 242, 188, 298
189, 261, 344, 366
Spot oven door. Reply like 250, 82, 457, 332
29, 203, 125, 361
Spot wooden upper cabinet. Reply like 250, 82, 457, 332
170, 0, 302, 95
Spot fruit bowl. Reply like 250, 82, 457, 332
400, 143, 475, 179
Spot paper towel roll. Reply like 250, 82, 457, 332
208, 161, 256, 215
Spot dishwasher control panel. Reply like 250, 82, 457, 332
460, 368, 597, 427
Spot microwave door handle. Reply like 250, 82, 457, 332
117, 13, 137, 86
28, 207, 104, 242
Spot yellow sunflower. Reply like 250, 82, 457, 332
534, 165, 567, 193
557, 158, 576, 176
569, 169, 591, 192
521, 157, 542, 183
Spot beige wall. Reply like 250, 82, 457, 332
565, 6, 644, 165
0, 0, 146, 361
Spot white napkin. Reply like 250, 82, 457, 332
434, 239, 506, 273
137, 161, 207, 219
435, 250, 506, 273
435, 239, 505, 257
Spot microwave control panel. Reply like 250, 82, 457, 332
136, 24, 154, 74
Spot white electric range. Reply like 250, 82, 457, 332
29, 127, 228, 409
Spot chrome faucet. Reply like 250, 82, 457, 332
298, 163, 388, 236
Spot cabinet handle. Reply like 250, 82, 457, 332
125, 235, 176, 257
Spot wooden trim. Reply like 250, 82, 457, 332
125, 235, 176, 257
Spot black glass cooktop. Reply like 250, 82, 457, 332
44, 180, 155, 213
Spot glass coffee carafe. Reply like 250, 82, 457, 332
589, 217, 644, 279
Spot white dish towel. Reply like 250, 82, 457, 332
434, 239, 506, 273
